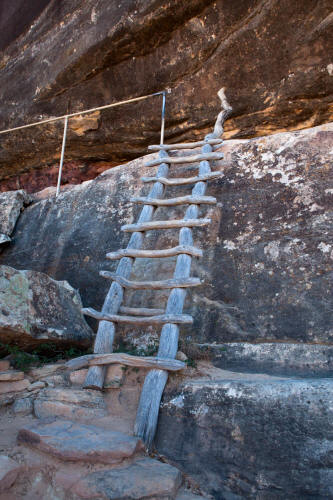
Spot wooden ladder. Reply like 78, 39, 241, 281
70, 88, 232, 448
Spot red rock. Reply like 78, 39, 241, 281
0, 370, 24, 382
0, 379, 29, 394
0, 361, 10, 371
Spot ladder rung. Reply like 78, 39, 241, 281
119, 306, 164, 316
148, 139, 223, 151
130, 195, 216, 207
99, 271, 202, 289
141, 172, 223, 186
145, 152, 224, 167
121, 218, 211, 233
67, 352, 186, 372
82, 307, 193, 325
106, 244, 203, 260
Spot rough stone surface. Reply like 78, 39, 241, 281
72, 457, 182, 499
0, 360, 10, 371
0, 379, 30, 395
12, 397, 34, 415
0, 0, 332, 189
0, 370, 24, 382
0, 265, 94, 348
196, 342, 333, 377
34, 388, 108, 420
1, 124, 332, 345
176, 490, 209, 500
156, 376, 333, 499
0, 190, 30, 242
18, 419, 144, 464
0, 455, 21, 493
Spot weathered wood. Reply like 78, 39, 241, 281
84, 152, 170, 390
106, 245, 203, 260
148, 139, 223, 151
67, 353, 185, 372
121, 218, 211, 233
130, 195, 216, 206
82, 307, 193, 325
119, 306, 164, 316
141, 172, 223, 186
99, 272, 202, 289
145, 152, 223, 167
135, 143, 217, 449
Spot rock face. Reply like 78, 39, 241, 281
0, 190, 30, 243
0, 265, 94, 348
0, 0, 332, 188
156, 376, 333, 499
1, 123, 332, 347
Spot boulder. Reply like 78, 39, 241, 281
0, 190, 30, 243
0, 1, 332, 190
1, 124, 332, 345
156, 376, 333, 499
0, 265, 94, 349
72, 457, 182, 499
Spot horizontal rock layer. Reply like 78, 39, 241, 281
0, 0, 332, 187
0, 124, 332, 346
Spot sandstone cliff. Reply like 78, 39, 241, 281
0, 0, 332, 188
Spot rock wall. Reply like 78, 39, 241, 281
0, 123, 332, 349
0, 0, 332, 188
156, 375, 333, 499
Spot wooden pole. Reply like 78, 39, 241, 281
83, 152, 170, 389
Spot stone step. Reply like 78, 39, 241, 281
17, 420, 144, 464
34, 387, 108, 421
71, 457, 182, 499
195, 342, 333, 377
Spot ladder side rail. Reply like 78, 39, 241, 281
134, 143, 212, 448
83, 152, 170, 389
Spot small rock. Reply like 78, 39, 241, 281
13, 397, 33, 415
0, 379, 30, 394
72, 457, 182, 499
18, 420, 143, 464
176, 351, 188, 362
0, 455, 21, 493
27, 381, 46, 391
69, 369, 88, 385
28, 363, 65, 380
0, 360, 10, 371
0, 370, 24, 382
104, 364, 125, 389
34, 387, 108, 420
